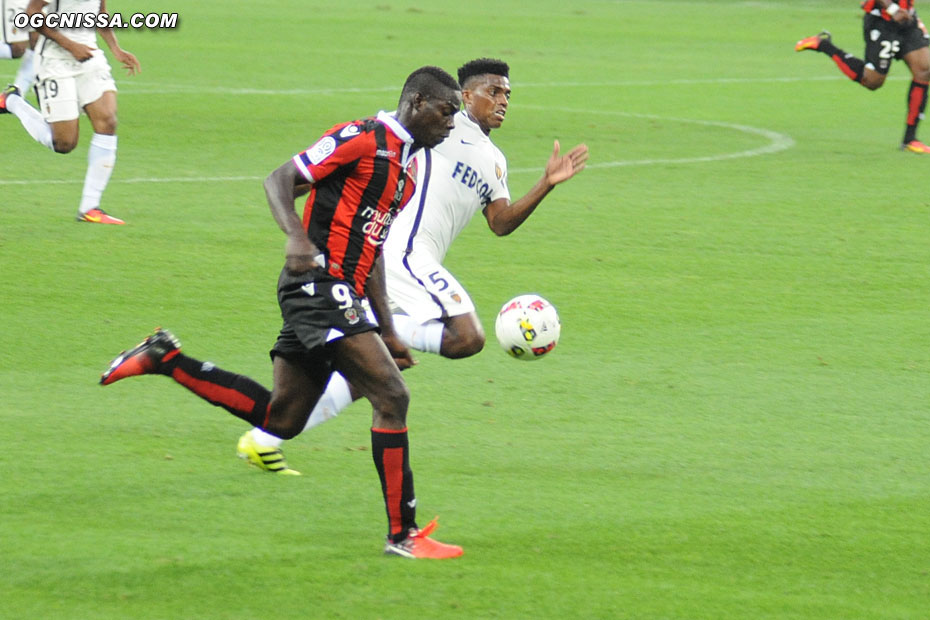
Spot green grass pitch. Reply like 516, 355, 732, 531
2, 1, 929, 617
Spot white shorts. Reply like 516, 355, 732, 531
35, 52, 116, 122
384, 248, 476, 324
2, 0, 30, 44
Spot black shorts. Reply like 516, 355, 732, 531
863, 13, 930, 74
270, 267, 378, 368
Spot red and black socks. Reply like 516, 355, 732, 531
904, 80, 929, 144
371, 427, 418, 543
165, 353, 272, 429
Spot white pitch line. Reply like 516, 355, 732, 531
0, 107, 794, 186
509, 107, 794, 172
0, 175, 263, 186
114, 74, 899, 97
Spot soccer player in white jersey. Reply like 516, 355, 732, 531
0, 0, 139, 224
1, 0, 37, 93
235, 58, 589, 475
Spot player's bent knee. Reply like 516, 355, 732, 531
94, 117, 118, 135
52, 138, 78, 154
463, 330, 486, 356
442, 330, 485, 359
387, 381, 410, 411
370, 379, 410, 419
861, 74, 885, 91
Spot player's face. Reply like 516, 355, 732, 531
410, 91, 462, 148
463, 74, 510, 134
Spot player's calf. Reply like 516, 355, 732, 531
262, 356, 328, 439
262, 399, 315, 440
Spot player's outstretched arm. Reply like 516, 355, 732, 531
484, 140, 589, 236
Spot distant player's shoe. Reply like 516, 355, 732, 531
384, 518, 464, 559
100, 328, 181, 386
236, 431, 301, 476
77, 208, 125, 225
0, 84, 20, 113
901, 140, 930, 153
795, 31, 831, 52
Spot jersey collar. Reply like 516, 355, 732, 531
457, 110, 488, 138
377, 110, 415, 167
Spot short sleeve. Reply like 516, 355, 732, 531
292, 121, 370, 183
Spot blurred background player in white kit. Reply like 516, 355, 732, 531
1, 0, 37, 93
0, 0, 139, 224
236, 58, 589, 474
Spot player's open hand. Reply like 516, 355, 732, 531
114, 49, 141, 76
544, 140, 589, 186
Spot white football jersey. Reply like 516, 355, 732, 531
2, 0, 30, 44
384, 110, 510, 262
37, 0, 102, 59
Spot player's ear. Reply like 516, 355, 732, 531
412, 92, 428, 111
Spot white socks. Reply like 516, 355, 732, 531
79, 133, 117, 215
8, 101, 117, 214
392, 314, 444, 354
6, 93, 53, 150
249, 372, 355, 448
14, 48, 35, 93
248, 427, 285, 449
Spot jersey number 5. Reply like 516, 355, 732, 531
427, 271, 449, 292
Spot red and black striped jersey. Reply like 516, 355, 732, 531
292, 111, 418, 296
862, 0, 915, 19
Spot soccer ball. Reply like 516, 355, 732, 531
494, 294, 561, 361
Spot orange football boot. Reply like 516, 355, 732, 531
77, 208, 126, 225
795, 31, 831, 52
383, 518, 464, 559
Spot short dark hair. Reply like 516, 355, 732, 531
400, 66, 460, 102
457, 58, 510, 88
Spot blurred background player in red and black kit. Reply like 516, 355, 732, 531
795, 0, 930, 153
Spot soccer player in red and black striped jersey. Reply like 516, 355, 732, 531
796, 0, 930, 153
99, 66, 466, 559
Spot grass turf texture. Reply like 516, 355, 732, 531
2, 0, 929, 617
